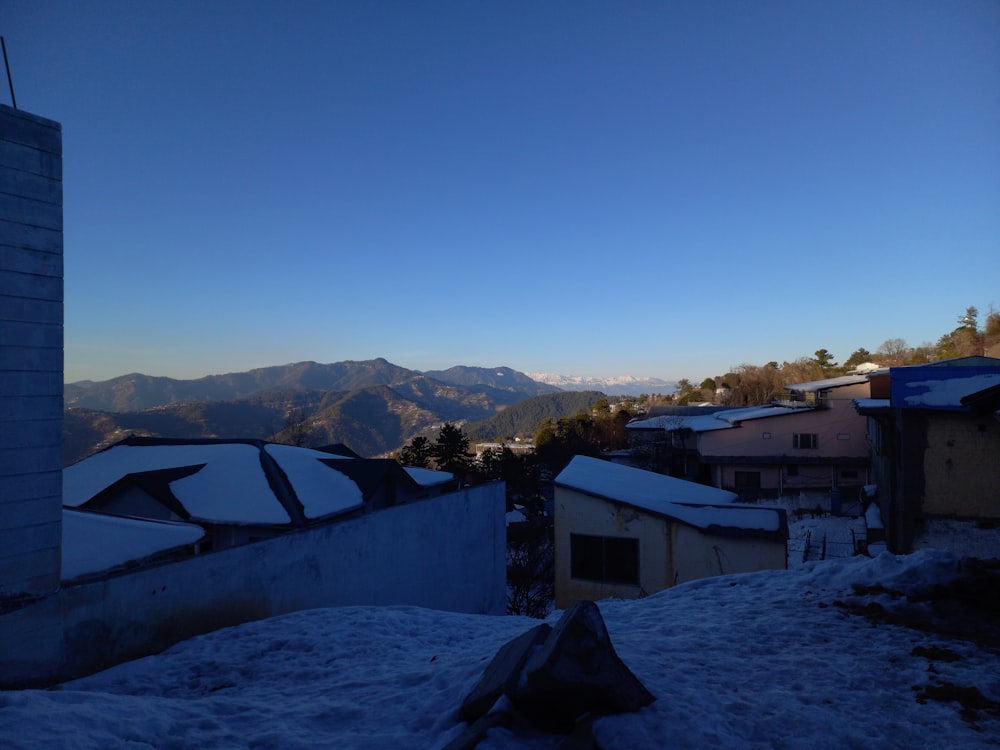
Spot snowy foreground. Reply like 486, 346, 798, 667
3, 551, 998, 748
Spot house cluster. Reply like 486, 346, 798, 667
549, 356, 1000, 608
625, 373, 872, 506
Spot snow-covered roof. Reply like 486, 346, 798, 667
64, 443, 293, 525
628, 403, 815, 433
853, 398, 891, 411
897, 372, 1000, 408
714, 404, 810, 424
62, 508, 204, 580
847, 362, 882, 374
65, 438, 457, 531
264, 444, 364, 519
555, 456, 784, 534
403, 466, 455, 487
784, 374, 870, 393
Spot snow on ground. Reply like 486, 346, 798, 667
787, 512, 868, 569
2, 550, 998, 749
914, 519, 1000, 561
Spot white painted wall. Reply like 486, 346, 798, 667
554, 487, 668, 608
671, 523, 786, 585
0, 482, 506, 687
0, 105, 63, 600
555, 487, 786, 608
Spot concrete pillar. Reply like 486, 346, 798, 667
0, 104, 63, 600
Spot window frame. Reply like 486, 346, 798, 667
792, 433, 819, 449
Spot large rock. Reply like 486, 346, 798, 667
455, 601, 655, 744
510, 600, 655, 732
459, 623, 552, 723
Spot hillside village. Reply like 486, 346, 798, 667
3, 102, 1000, 746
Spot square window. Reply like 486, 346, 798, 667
793, 433, 818, 449
570, 533, 639, 585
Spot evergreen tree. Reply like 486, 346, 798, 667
843, 348, 872, 370
432, 423, 473, 474
813, 348, 839, 374
399, 435, 433, 468
937, 306, 985, 358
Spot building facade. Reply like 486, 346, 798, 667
0, 104, 63, 601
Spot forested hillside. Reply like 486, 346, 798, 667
463, 391, 606, 442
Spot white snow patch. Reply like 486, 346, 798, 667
61, 508, 204, 580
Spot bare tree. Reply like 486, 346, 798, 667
876, 338, 909, 366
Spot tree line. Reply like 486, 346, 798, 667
672, 305, 1000, 407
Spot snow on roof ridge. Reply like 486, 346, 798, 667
555, 456, 784, 534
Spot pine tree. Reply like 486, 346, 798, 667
432, 423, 473, 474
399, 435, 433, 468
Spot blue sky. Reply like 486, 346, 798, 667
6, 1, 999, 383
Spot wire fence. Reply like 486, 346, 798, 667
788, 518, 868, 564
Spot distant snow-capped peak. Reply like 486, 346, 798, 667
526, 373, 676, 395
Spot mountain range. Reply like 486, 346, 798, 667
526, 372, 676, 396
63, 359, 600, 466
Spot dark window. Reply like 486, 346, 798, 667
786, 465, 799, 477
734, 471, 761, 488
569, 534, 604, 581
793, 433, 818, 449
570, 533, 639, 585
841, 470, 859, 480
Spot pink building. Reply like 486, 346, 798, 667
627, 376, 872, 504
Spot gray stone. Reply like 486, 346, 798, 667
510, 600, 655, 732
459, 622, 552, 723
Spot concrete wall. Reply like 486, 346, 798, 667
0, 482, 506, 687
0, 105, 63, 600
672, 524, 786, 585
921, 413, 1000, 519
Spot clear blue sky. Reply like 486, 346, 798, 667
6, 1, 999, 383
